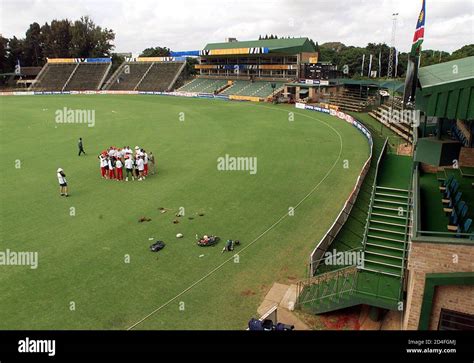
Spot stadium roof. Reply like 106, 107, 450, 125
416, 56, 474, 120
203, 37, 316, 54
418, 56, 474, 88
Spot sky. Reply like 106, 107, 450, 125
0, 0, 473, 56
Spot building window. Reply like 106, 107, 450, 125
438, 309, 474, 330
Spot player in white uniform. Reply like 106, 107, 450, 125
137, 156, 145, 181
57, 168, 69, 197
124, 156, 134, 181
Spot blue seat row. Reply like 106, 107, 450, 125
451, 125, 469, 147
440, 175, 473, 236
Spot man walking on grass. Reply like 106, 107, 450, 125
78, 137, 86, 156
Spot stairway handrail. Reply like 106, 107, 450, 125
399, 160, 415, 302
297, 265, 358, 293
361, 137, 389, 251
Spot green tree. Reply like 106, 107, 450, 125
6, 36, 25, 71
184, 57, 198, 76
40, 20, 73, 58
449, 44, 474, 60
0, 35, 9, 73
24, 23, 43, 66
70, 16, 115, 58
139, 47, 171, 57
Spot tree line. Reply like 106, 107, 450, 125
0, 16, 115, 73
318, 41, 474, 78
1, 18, 472, 78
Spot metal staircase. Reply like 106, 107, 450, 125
363, 186, 410, 278
296, 148, 413, 315
296, 266, 359, 314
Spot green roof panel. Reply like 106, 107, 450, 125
203, 37, 316, 54
418, 56, 474, 88
416, 57, 474, 120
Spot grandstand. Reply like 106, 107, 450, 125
30, 59, 111, 91
177, 78, 284, 99
136, 62, 185, 91
0, 66, 42, 90
177, 78, 229, 93
105, 59, 185, 91
369, 97, 414, 143
177, 37, 318, 100
220, 80, 284, 98
326, 86, 377, 112
30, 63, 77, 91
65, 63, 111, 91
197, 37, 316, 79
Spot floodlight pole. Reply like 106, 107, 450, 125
387, 13, 399, 79
388, 13, 399, 122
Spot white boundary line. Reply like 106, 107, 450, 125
127, 106, 346, 330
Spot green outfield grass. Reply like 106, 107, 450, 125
0, 95, 369, 329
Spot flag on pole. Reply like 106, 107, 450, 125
411, 0, 426, 56
361, 54, 365, 76
368, 54, 373, 78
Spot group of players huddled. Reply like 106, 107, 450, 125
98, 146, 155, 181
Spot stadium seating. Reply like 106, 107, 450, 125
106, 62, 185, 91
221, 80, 284, 98
30, 63, 77, 91
178, 79, 284, 98
326, 88, 376, 112
137, 62, 186, 91
451, 122, 470, 147
30, 62, 111, 91
64, 63, 110, 91
368, 98, 414, 143
178, 78, 228, 93
106, 63, 152, 90
437, 173, 474, 236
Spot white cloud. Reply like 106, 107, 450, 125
0, 0, 472, 54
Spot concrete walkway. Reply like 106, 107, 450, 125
257, 282, 310, 330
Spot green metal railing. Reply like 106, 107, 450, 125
399, 162, 415, 302
296, 266, 358, 309
361, 137, 389, 251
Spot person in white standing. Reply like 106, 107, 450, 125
137, 156, 145, 181
124, 156, 134, 181
57, 168, 69, 197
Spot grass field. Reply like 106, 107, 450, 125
0, 95, 369, 329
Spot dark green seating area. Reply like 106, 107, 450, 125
420, 168, 474, 237
439, 171, 473, 235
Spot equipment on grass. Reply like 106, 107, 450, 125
197, 235, 219, 247
150, 241, 165, 252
